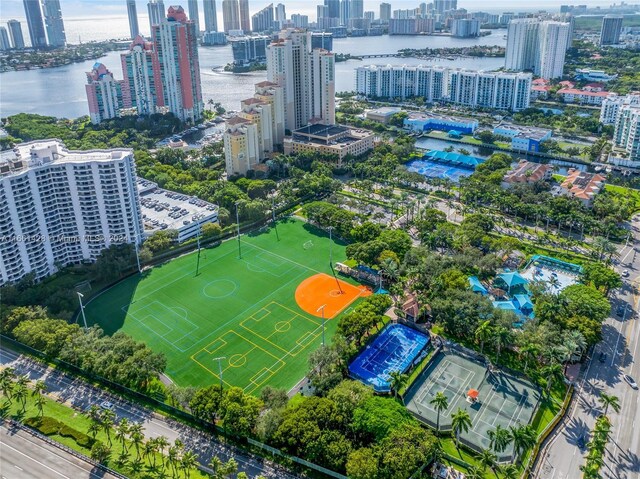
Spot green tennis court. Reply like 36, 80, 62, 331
84, 219, 357, 394
405, 350, 541, 462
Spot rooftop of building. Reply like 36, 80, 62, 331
289, 125, 373, 148
561, 169, 606, 200
406, 111, 479, 125
137, 178, 218, 233
0, 140, 132, 178
367, 107, 403, 115
494, 124, 552, 140
255, 80, 278, 88
557, 88, 611, 97
503, 160, 553, 184
225, 116, 252, 127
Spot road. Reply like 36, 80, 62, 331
0, 346, 300, 479
0, 422, 120, 479
536, 219, 640, 479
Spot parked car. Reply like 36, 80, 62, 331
622, 270, 630, 278
100, 400, 115, 411
616, 305, 626, 317
577, 435, 586, 450
599, 352, 607, 363
623, 375, 638, 389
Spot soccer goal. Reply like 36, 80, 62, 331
303, 240, 314, 250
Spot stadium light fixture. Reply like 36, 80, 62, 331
77, 292, 88, 330
317, 304, 327, 346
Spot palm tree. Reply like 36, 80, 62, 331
129, 422, 145, 461
88, 421, 101, 441
510, 424, 537, 463
101, 410, 115, 447
520, 343, 539, 374
208, 456, 238, 479
598, 392, 620, 417
389, 371, 408, 399
90, 442, 111, 464
180, 450, 198, 478
451, 408, 472, 449
502, 464, 519, 479
143, 439, 157, 469
488, 424, 511, 453
429, 392, 449, 434
465, 465, 484, 479
155, 436, 170, 473
475, 320, 493, 355
542, 362, 565, 394
167, 444, 181, 478
0, 368, 16, 403
35, 393, 46, 418
115, 418, 130, 454
479, 448, 499, 476
493, 326, 511, 366
13, 382, 27, 414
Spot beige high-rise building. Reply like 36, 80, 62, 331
224, 116, 260, 176
222, 0, 240, 32
239, 0, 251, 33
224, 29, 336, 177
254, 81, 285, 147
239, 98, 274, 157
266, 29, 336, 131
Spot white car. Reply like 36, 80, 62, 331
622, 270, 630, 278
623, 375, 638, 390
99, 401, 115, 411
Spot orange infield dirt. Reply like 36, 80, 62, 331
295, 273, 372, 319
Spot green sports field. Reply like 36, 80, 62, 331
85, 219, 354, 394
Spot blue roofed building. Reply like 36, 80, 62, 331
493, 124, 552, 152
424, 150, 484, 169
404, 112, 479, 135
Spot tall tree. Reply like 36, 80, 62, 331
429, 392, 449, 434
488, 424, 511, 453
389, 371, 408, 399
598, 392, 620, 417
475, 320, 493, 355
451, 408, 472, 449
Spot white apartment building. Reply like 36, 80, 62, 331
355, 65, 532, 111
614, 103, 640, 162
266, 29, 336, 131
505, 18, 570, 79
600, 94, 640, 125
0, 140, 143, 285
537, 22, 571, 80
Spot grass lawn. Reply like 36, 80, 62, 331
84, 219, 366, 394
1, 389, 209, 479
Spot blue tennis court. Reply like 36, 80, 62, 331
406, 159, 475, 182
348, 323, 430, 393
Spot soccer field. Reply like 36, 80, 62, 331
85, 219, 370, 394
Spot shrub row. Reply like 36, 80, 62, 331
24, 416, 96, 449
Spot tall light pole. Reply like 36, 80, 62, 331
328, 226, 333, 267
77, 292, 88, 330
212, 356, 226, 391
317, 304, 326, 346
271, 191, 280, 241
195, 214, 203, 276
235, 202, 242, 259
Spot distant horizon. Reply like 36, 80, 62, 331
0, 0, 622, 24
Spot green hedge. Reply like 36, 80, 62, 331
25, 416, 96, 449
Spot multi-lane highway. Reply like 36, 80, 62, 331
0, 346, 299, 479
0, 422, 120, 479
536, 221, 640, 478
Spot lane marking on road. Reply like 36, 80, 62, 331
2, 442, 70, 478
14, 465, 23, 471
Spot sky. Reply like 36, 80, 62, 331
0, 0, 618, 21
